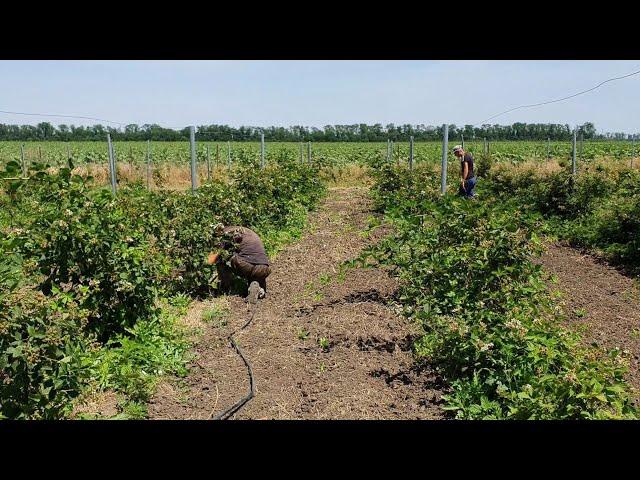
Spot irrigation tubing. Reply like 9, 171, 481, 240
211, 300, 259, 420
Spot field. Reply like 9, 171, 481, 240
1, 140, 637, 193
1, 141, 639, 419
1, 139, 637, 168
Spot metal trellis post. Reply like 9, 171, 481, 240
107, 134, 117, 195
190, 126, 198, 192
441, 124, 448, 195
572, 129, 577, 175
146, 139, 151, 190
20, 144, 26, 178
409, 136, 414, 170
206, 144, 211, 180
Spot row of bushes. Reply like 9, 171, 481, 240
361, 163, 637, 419
486, 159, 640, 272
0, 158, 325, 418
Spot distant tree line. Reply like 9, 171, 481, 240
0, 121, 636, 142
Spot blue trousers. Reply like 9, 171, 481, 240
459, 176, 477, 198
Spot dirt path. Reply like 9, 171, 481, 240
148, 187, 445, 419
539, 244, 640, 398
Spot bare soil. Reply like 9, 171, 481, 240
70, 390, 123, 419
148, 187, 446, 419
538, 243, 640, 399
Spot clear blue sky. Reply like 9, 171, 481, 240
0, 60, 638, 133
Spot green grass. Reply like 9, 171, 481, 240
115, 401, 148, 420
202, 301, 229, 327
260, 203, 312, 258
71, 296, 192, 417
574, 308, 588, 318
297, 329, 310, 340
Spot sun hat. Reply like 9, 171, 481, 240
453, 145, 463, 153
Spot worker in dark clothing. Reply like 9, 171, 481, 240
453, 145, 477, 198
207, 223, 271, 300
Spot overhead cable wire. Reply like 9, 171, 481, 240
474, 67, 640, 126
0, 109, 125, 126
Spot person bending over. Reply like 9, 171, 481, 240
207, 223, 271, 301
453, 145, 477, 198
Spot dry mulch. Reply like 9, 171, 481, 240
70, 390, 123, 419
148, 187, 446, 419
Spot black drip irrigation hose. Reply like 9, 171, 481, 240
211, 301, 259, 420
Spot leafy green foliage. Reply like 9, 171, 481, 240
85, 299, 191, 404
0, 173, 93, 418
361, 163, 637, 419
487, 161, 640, 272
0, 157, 324, 418
202, 303, 229, 327
319, 337, 330, 352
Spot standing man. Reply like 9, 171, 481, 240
207, 223, 271, 301
453, 145, 477, 198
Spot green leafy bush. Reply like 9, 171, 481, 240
362, 164, 637, 419
0, 244, 90, 419
487, 161, 640, 272
1, 158, 325, 418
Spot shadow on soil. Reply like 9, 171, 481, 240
356, 334, 417, 353
294, 288, 395, 318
